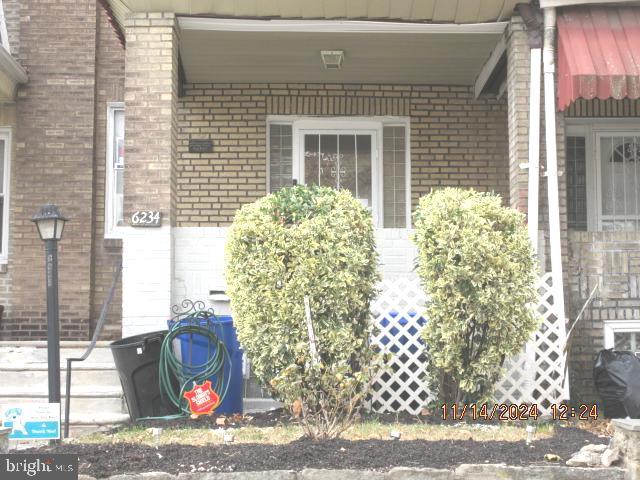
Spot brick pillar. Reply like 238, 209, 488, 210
122, 13, 178, 336
507, 15, 531, 215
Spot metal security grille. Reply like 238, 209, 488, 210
566, 136, 587, 230
599, 134, 640, 231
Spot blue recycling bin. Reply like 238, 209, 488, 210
168, 315, 243, 414
378, 311, 426, 354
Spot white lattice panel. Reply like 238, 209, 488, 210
370, 278, 432, 414
370, 273, 567, 415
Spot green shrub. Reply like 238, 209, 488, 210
412, 188, 538, 404
225, 185, 380, 439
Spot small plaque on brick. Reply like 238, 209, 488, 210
189, 139, 213, 153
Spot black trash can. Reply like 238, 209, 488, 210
110, 330, 179, 421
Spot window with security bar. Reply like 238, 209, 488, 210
598, 134, 640, 231
267, 117, 410, 228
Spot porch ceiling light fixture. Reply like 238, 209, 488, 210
320, 50, 344, 70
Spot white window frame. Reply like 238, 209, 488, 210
565, 119, 640, 231
604, 320, 640, 351
267, 116, 411, 228
105, 102, 125, 239
0, 127, 10, 264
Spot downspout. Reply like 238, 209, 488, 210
517, 4, 542, 255
542, 7, 569, 399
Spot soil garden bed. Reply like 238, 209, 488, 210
25, 410, 611, 478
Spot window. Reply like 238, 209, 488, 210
566, 136, 587, 230
0, 128, 10, 263
566, 123, 640, 232
105, 103, 125, 238
267, 117, 410, 228
604, 321, 640, 355
598, 134, 640, 231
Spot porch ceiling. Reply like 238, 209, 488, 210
179, 19, 506, 85
107, 0, 521, 33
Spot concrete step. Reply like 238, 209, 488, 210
0, 341, 115, 364
0, 388, 127, 414
0, 363, 121, 391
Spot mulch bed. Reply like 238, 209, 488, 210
107, 408, 432, 432
27, 425, 607, 478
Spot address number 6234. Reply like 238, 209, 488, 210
131, 210, 161, 227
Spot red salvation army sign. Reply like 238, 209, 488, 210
183, 380, 220, 415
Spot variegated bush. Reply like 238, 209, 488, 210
225, 185, 379, 438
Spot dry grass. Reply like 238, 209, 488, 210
79, 421, 554, 446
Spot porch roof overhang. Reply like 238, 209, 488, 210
107, 0, 520, 33
178, 17, 507, 85
557, 6, 640, 111
0, 47, 27, 101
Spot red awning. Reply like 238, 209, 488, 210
557, 6, 640, 111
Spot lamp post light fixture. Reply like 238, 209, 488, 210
31, 204, 68, 414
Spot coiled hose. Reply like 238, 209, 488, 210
154, 318, 231, 418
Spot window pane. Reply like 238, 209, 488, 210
0, 140, 4, 193
269, 124, 292, 192
383, 126, 407, 228
319, 134, 338, 187
566, 136, 587, 230
355, 135, 372, 208
614, 331, 640, 354
304, 133, 372, 208
113, 109, 125, 227
600, 135, 640, 231
304, 134, 319, 186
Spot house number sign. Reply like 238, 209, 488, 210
131, 210, 161, 227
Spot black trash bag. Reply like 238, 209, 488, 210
593, 348, 640, 418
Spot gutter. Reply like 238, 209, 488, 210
516, 3, 542, 254
542, 7, 569, 399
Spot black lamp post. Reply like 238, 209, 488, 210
32, 204, 67, 410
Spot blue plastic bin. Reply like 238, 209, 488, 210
378, 311, 426, 354
168, 315, 243, 414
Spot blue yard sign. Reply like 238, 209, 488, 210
1, 403, 60, 440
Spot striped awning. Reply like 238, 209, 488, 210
557, 6, 640, 111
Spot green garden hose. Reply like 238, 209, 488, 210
147, 319, 232, 419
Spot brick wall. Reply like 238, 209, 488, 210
568, 231, 640, 403
121, 12, 179, 337
91, 6, 125, 340
0, 2, 126, 341
1, 0, 98, 340
176, 83, 509, 226
565, 99, 640, 403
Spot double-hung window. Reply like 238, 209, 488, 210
566, 122, 640, 231
105, 103, 125, 238
0, 128, 10, 263
268, 117, 411, 228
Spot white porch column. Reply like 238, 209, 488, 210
122, 13, 179, 337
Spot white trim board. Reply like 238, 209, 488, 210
0, 127, 10, 264
105, 102, 125, 239
178, 17, 507, 35
604, 320, 640, 349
